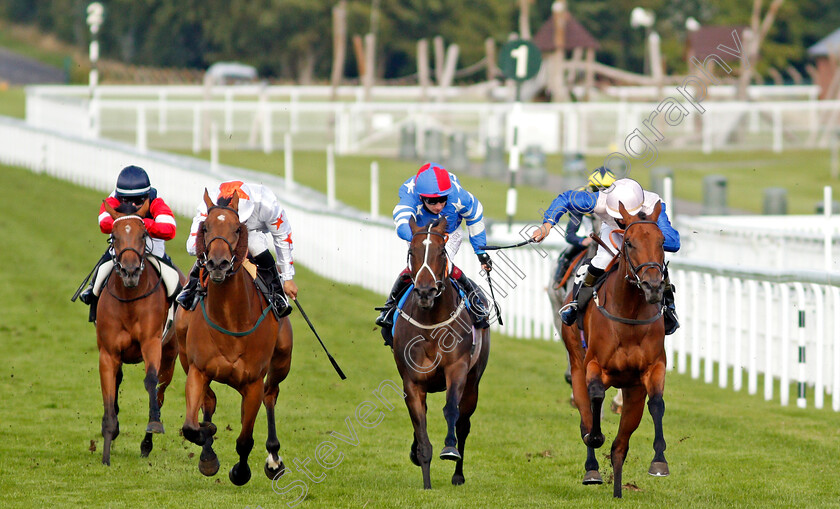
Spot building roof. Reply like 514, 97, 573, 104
686, 26, 747, 62
533, 12, 600, 52
808, 27, 840, 57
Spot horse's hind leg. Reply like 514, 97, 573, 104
229, 381, 263, 486
584, 367, 606, 449
610, 385, 646, 498
140, 336, 164, 457
404, 382, 433, 489
98, 351, 121, 466
451, 381, 478, 486
582, 446, 602, 484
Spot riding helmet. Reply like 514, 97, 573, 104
588, 167, 617, 190
115, 165, 151, 198
605, 178, 645, 219
414, 163, 453, 198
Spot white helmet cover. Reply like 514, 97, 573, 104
605, 178, 645, 219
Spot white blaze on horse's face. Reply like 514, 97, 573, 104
217, 214, 226, 221
124, 225, 131, 234
416, 228, 438, 285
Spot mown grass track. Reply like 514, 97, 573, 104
2, 164, 840, 508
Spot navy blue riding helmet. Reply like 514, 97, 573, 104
115, 165, 156, 204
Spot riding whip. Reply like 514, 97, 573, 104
478, 239, 536, 251
293, 299, 346, 380
485, 273, 504, 327
71, 262, 100, 302
588, 232, 617, 257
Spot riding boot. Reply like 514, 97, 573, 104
375, 272, 412, 330
253, 250, 292, 320
176, 261, 202, 311
663, 281, 680, 335
456, 272, 491, 329
560, 266, 603, 326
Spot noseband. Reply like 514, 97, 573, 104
621, 220, 665, 288
111, 215, 148, 274
408, 225, 449, 298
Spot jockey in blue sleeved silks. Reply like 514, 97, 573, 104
532, 177, 681, 335
375, 163, 493, 341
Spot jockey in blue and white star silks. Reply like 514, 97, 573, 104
531, 177, 681, 334
375, 162, 493, 340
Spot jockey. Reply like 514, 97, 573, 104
532, 177, 681, 335
176, 180, 297, 320
553, 167, 617, 285
375, 162, 492, 338
77, 165, 177, 322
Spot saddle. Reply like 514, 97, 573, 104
575, 263, 618, 331
92, 256, 182, 299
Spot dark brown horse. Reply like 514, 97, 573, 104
560, 201, 669, 498
95, 200, 174, 465
160, 190, 292, 485
393, 217, 490, 489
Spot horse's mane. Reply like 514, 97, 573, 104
115, 202, 139, 214
637, 211, 648, 221
430, 217, 443, 229
217, 195, 233, 208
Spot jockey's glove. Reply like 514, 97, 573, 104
477, 253, 492, 270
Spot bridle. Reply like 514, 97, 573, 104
620, 220, 665, 289
111, 215, 148, 275
107, 214, 162, 302
200, 205, 242, 276
407, 224, 449, 299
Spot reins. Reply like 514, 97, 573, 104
199, 292, 272, 337
107, 215, 162, 303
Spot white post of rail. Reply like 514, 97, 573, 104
663, 176, 673, 217
824, 186, 833, 273
210, 122, 219, 174
370, 161, 379, 218
284, 133, 294, 190
327, 144, 336, 209
136, 105, 147, 153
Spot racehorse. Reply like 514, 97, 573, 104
560, 201, 669, 498
95, 199, 176, 465
160, 190, 293, 485
392, 217, 490, 489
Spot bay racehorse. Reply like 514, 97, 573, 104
393, 217, 490, 489
161, 190, 293, 485
95, 199, 178, 465
560, 201, 669, 498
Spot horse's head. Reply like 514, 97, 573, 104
105, 198, 150, 288
619, 200, 666, 304
408, 217, 449, 309
197, 189, 249, 283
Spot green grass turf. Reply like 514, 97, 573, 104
2, 163, 840, 507
0, 86, 26, 119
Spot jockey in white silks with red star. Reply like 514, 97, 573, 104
177, 180, 297, 320
374, 163, 493, 345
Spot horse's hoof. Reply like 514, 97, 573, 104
265, 454, 285, 480
182, 427, 205, 446
229, 462, 251, 486
584, 433, 605, 449
200, 421, 217, 436
439, 446, 461, 461
146, 421, 165, 434
583, 470, 603, 485
199, 455, 220, 476
648, 461, 670, 477
140, 433, 153, 457
451, 474, 465, 486
409, 448, 420, 466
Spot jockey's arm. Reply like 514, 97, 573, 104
98, 197, 119, 234
263, 201, 295, 283
564, 211, 588, 247
144, 198, 177, 241
658, 203, 681, 252
393, 181, 418, 242
533, 190, 596, 241
460, 191, 492, 271
185, 203, 209, 256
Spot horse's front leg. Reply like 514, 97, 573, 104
584, 359, 606, 449
140, 334, 164, 458
644, 361, 669, 478
229, 381, 263, 486
440, 363, 468, 462
98, 350, 121, 466
263, 326, 293, 481
182, 365, 216, 476
610, 385, 646, 498
404, 381, 433, 489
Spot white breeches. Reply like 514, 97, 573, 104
248, 230, 273, 257
445, 228, 463, 259
591, 222, 621, 270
